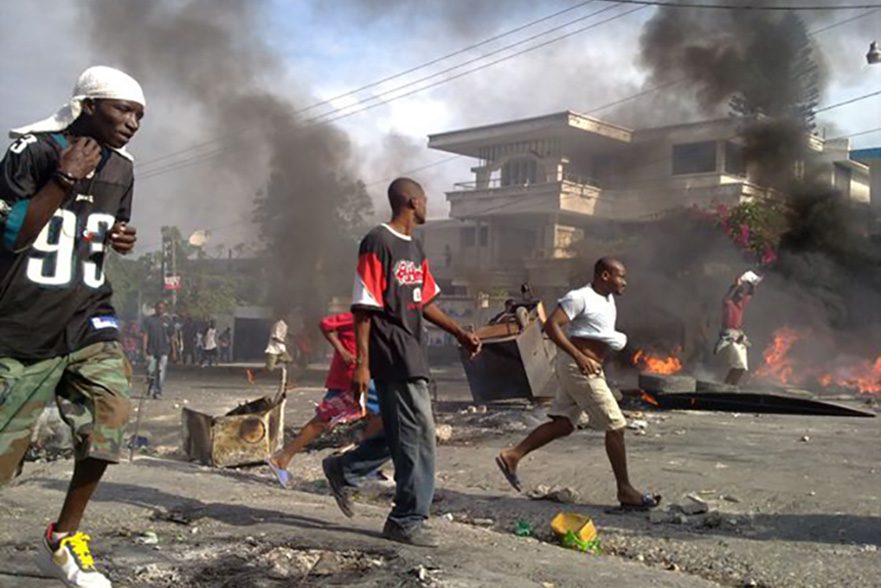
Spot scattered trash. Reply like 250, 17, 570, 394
126, 435, 150, 449
514, 520, 533, 537
800, 435, 811, 442
182, 394, 285, 467
627, 419, 648, 431
409, 564, 441, 584
134, 531, 159, 545
435, 424, 453, 443
721, 494, 741, 503
676, 493, 710, 515
550, 512, 598, 546
150, 507, 197, 526
528, 485, 580, 504
560, 530, 602, 555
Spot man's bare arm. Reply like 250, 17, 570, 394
13, 138, 102, 250
423, 302, 481, 357
352, 310, 372, 395
321, 324, 355, 365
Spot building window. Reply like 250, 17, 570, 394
478, 225, 489, 246
724, 142, 745, 176
501, 157, 539, 186
672, 141, 717, 175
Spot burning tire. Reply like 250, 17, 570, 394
696, 380, 739, 393
638, 374, 696, 394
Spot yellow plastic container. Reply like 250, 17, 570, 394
550, 512, 598, 543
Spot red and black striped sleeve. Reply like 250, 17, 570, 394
352, 231, 387, 311
421, 259, 440, 306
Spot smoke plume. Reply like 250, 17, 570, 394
629, 4, 881, 378
80, 0, 374, 318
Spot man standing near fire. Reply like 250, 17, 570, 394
322, 177, 480, 548
495, 257, 661, 510
0, 66, 144, 587
714, 270, 762, 385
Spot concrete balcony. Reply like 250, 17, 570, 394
601, 173, 770, 221
447, 173, 601, 219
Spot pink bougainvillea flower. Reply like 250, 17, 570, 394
760, 247, 778, 266
736, 223, 751, 248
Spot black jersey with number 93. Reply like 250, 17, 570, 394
0, 132, 133, 360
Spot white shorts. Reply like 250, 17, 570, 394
718, 340, 748, 370
548, 355, 626, 431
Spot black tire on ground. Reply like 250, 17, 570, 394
638, 374, 696, 394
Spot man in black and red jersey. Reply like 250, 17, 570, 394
322, 177, 480, 548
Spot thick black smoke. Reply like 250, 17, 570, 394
631, 4, 881, 374
80, 0, 374, 319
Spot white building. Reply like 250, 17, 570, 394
423, 110, 870, 294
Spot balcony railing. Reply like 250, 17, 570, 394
452, 172, 600, 191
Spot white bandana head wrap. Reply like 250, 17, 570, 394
9, 66, 145, 159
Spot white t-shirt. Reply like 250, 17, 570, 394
203, 328, 217, 351
557, 284, 627, 351
265, 320, 288, 354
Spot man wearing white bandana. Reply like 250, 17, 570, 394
0, 66, 145, 588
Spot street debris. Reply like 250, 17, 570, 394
26, 406, 73, 463
674, 493, 711, 515
135, 531, 160, 545
435, 423, 453, 443
527, 484, 580, 504
627, 419, 648, 432
182, 394, 286, 467
151, 507, 199, 526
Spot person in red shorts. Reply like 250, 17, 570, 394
265, 311, 381, 488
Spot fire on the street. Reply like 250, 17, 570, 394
633, 348, 683, 375
757, 327, 881, 394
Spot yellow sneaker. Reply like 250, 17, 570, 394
36, 524, 112, 588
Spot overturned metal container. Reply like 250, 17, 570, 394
460, 302, 558, 403
181, 395, 286, 467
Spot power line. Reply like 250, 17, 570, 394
138, 5, 647, 180
306, 4, 622, 125
137, 2, 632, 176
816, 88, 881, 113
135, 2, 877, 180
602, 0, 881, 10
301, 1, 601, 118
830, 125, 881, 140
136, 0, 602, 170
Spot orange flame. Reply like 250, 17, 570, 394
755, 327, 801, 385
633, 347, 683, 375
817, 357, 881, 395
757, 327, 881, 395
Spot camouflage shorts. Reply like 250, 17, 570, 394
0, 341, 132, 484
